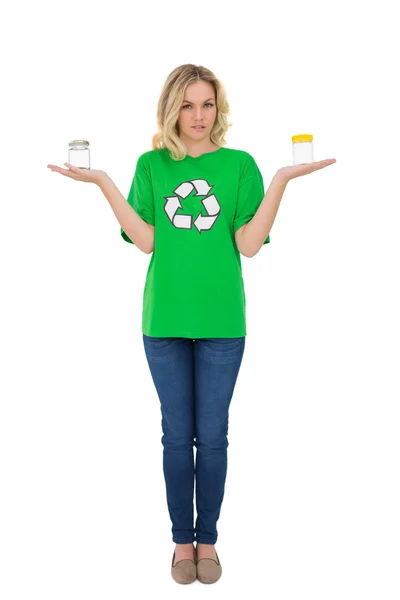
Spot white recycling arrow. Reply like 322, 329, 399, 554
164, 196, 182, 221
202, 194, 220, 216
193, 213, 218, 232
174, 180, 212, 198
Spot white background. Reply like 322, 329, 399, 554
1, 0, 399, 598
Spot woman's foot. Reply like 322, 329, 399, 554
196, 543, 222, 584
195, 542, 218, 561
173, 543, 195, 566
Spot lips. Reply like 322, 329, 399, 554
192, 126, 205, 129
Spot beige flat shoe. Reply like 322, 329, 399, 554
196, 550, 222, 584
171, 547, 197, 584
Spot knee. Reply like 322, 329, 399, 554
196, 415, 229, 449
161, 416, 195, 450
195, 429, 229, 453
162, 434, 195, 451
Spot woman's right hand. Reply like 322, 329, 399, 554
47, 162, 108, 186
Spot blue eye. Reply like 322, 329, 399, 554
182, 103, 214, 109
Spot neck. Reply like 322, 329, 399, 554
179, 134, 219, 158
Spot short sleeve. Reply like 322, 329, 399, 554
233, 153, 270, 245
120, 154, 155, 244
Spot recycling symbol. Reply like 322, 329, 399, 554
163, 179, 220, 232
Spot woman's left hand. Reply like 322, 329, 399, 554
276, 158, 336, 184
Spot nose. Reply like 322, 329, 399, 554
194, 108, 205, 121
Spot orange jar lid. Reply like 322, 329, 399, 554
292, 134, 313, 143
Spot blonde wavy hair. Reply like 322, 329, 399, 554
151, 64, 232, 161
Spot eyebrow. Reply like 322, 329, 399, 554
182, 97, 215, 103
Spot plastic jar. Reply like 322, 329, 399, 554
292, 134, 314, 165
68, 140, 90, 169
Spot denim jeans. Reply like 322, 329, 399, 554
142, 334, 246, 545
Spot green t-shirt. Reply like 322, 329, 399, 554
120, 146, 270, 338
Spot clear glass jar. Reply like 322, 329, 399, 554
68, 140, 90, 169
292, 134, 314, 165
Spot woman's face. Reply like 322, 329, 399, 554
177, 80, 217, 141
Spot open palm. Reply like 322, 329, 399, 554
277, 158, 336, 183
47, 162, 106, 185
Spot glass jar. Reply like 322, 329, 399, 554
292, 134, 314, 165
68, 140, 90, 169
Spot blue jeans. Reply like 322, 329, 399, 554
142, 334, 246, 545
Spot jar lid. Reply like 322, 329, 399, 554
292, 134, 313, 143
69, 140, 90, 146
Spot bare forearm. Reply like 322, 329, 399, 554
241, 173, 288, 257
98, 174, 154, 253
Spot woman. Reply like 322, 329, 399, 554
48, 64, 336, 585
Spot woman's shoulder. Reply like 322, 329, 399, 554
234, 148, 256, 160
222, 147, 256, 164
138, 148, 165, 161
133, 149, 166, 171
